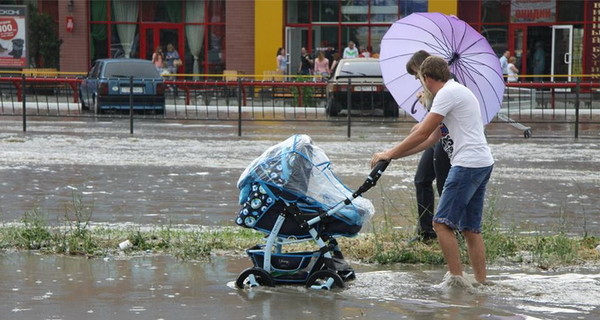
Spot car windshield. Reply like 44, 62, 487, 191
103, 62, 160, 78
338, 61, 382, 77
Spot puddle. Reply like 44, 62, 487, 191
1, 252, 598, 319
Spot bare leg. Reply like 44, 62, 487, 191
433, 222, 462, 277
463, 231, 487, 283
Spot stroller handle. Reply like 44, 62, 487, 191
369, 160, 390, 182
352, 160, 390, 198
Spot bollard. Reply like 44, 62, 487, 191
574, 79, 580, 138
347, 78, 352, 139
129, 76, 134, 134
22, 74, 26, 132
238, 77, 242, 137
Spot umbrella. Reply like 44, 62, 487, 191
379, 12, 505, 124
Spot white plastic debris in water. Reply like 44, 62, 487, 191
119, 240, 132, 250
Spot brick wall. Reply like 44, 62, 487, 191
58, 1, 89, 73
225, 0, 255, 76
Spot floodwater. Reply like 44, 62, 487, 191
0, 118, 600, 319
1, 252, 600, 319
0, 118, 598, 234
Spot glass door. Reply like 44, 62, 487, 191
286, 27, 309, 76
551, 25, 573, 82
140, 24, 184, 70
511, 25, 526, 80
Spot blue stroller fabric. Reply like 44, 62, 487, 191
236, 134, 375, 238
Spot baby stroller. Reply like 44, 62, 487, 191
235, 134, 388, 290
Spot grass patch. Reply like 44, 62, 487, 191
0, 193, 598, 269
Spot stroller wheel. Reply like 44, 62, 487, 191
305, 270, 345, 290
236, 267, 274, 289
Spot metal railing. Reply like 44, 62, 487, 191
1, 72, 599, 138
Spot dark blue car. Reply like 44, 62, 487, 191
79, 59, 165, 115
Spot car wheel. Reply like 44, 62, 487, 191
326, 97, 341, 117
79, 90, 88, 110
92, 94, 101, 115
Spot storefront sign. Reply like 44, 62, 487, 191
511, 0, 556, 23
0, 5, 27, 68
588, 1, 600, 79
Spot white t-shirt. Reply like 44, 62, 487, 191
507, 63, 518, 82
343, 47, 359, 59
429, 79, 494, 168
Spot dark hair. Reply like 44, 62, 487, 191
420, 56, 451, 82
276, 47, 284, 57
406, 50, 431, 75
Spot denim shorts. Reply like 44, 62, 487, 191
433, 165, 494, 233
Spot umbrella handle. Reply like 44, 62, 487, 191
411, 98, 420, 115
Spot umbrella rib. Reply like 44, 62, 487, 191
397, 86, 423, 107
381, 36, 449, 60
384, 72, 417, 88
453, 59, 504, 123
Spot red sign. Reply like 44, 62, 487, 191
66, 16, 74, 32
0, 18, 18, 40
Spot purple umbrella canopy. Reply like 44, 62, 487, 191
380, 12, 505, 124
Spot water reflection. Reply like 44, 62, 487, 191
2, 253, 597, 319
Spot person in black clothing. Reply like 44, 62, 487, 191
298, 47, 313, 75
406, 50, 452, 243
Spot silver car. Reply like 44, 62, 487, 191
326, 58, 398, 117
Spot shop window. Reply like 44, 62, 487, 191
90, 0, 108, 60
313, 25, 339, 52
370, 26, 388, 55
111, 24, 139, 58
481, 25, 507, 56
400, 0, 427, 17
208, 0, 225, 23
287, 0, 310, 23
458, 0, 479, 24
557, 0, 583, 22
208, 25, 225, 74
312, 0, 339, 23
371, 0, 399, 22
481, 0, 510, 23
342, 26, 368, 51
91, 24, 108, 61
342, 0, 368, 23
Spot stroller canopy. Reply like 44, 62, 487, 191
237, 134, 375, 227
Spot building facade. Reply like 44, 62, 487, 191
16, 0, 600, 80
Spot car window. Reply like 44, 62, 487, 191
103, 62, 160, 78
338, 61, 382, 77
89, 63, 100, 78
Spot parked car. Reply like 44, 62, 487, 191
79, 58, 165, 115
326, 58, 398, 117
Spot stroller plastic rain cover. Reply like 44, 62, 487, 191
236, 134, 375, 234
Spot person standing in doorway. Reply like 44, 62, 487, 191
371, 56, 494, 285
164, 43, 181, 94
533, 42, 546, 82
151, 46, 165, 73
499, 50, 510, 80
164, 43, 181, 76
343, 41, 359, 59
507, 56, 519, 83
298, 47, 313, 76
276, 47, 288, 74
